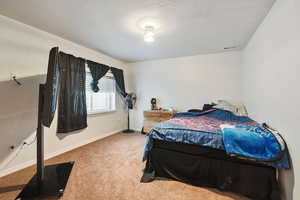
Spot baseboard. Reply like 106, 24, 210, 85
0, 129, 124, 178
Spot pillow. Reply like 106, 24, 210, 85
187, 103, 215, 113
235, 104, 248, 117
213, 100, 237, 114
213, 100, 248, 117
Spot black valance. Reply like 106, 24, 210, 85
111, 67, 127, 97
42, 47, 60, 127
87, 60, 110, 92
57, 52, 87, 133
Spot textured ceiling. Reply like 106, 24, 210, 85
0, 0, 275, 62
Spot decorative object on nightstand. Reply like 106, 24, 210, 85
151, 98, 157, 110
142, 109, 177, 134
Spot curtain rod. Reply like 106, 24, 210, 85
58, 48, 115, 69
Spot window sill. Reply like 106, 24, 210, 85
87, 109, 117, 116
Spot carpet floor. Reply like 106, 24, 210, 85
0, 132, 249, 200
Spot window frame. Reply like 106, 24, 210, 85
85, 67, 116, 115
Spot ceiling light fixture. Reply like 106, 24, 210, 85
144, 26, 155, 43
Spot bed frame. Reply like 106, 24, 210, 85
141, 139, 281, 200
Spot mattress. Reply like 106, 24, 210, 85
143, 109, 290, 169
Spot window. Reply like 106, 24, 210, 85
86, 68, 116, 114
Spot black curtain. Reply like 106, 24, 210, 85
87, 60, 110, 92
42, 47, 60, 127
57, 52, 87, 133
111, 67, 127, 97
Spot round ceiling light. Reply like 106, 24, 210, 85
144, 26, 155, 43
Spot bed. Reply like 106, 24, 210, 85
141, 109, 290, 200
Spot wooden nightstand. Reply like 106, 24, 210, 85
142, 110, 177, 134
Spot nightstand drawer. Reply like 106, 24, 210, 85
144, 111, 174, 118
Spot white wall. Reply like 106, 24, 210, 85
127, 51, 242, 130
1, 2, 298, 198
0, 15, 128, 176
241, 0, 300, 199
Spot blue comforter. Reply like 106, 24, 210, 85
222, 125, 283, 161
143, 109, 290, 169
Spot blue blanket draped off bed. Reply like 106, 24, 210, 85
143, 109, 290, 169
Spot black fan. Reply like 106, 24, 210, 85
123, 93, 137, 134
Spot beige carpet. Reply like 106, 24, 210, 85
0, 132, 249, 200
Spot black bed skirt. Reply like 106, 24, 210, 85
141, 139, 281, 200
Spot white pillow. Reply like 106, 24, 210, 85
213, 100, 248, 117
234, 104, 248, 117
